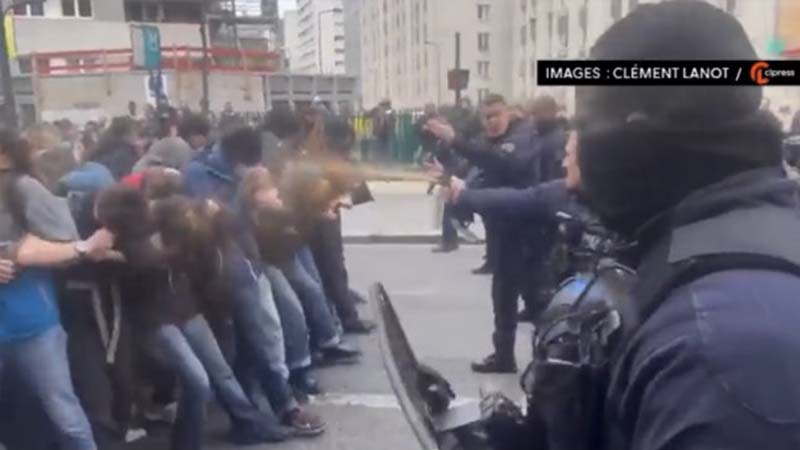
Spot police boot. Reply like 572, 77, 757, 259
471, 353, 518, 374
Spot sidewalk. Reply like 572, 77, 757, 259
342, 181, 485, 244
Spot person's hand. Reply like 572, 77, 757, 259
424, 158, 445, 180
448, 177, 467, 203
0, 259, 15, 284
423, 119, 456, 144
83, 228, 116, 262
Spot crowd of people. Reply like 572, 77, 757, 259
0, 100, 378, 450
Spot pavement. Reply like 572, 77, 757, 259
341, 181, 486, 244
124, 245, 531, 450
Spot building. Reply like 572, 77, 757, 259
283, 9, 301, 68
510, 0, 793, 117
342, 0, 362, 104
342, 0, 361, 78
359, 0, 514, 110
293, 0, 346, 74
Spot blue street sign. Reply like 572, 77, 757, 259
131, 25, 162, 70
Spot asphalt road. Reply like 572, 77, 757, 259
123, 244, 533, 450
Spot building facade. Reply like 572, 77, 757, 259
359, 0, 514, 111
510, 0, 789, 116
291, 0, 346, 74
284, 9, 301, 68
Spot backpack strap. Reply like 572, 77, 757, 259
624, 203, 800, 338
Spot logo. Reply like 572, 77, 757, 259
750, 61, 770, 85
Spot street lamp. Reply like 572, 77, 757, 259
0, 0, 45, 128
424, 40, 442, 106
317, 7, 341, 74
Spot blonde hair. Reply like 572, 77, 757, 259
240, 166, 276, 209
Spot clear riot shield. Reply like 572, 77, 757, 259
369, 283, 487, 450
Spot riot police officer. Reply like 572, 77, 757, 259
426, 94, 539, 373
579, 2, 800, 449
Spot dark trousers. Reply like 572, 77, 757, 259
309, 215, 361, 326
441, 203, 458, 246
491, 238, 525, 362
484, 218, 498, 271
60, 284, 136, 448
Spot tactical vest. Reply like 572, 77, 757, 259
524, 201, 800, 450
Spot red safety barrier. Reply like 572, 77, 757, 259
26, 46, 282, 76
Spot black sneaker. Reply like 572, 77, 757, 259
315, 342, 362, 366
431, 242, 459, 253
343, 318, 377, 335
471, 263, 493, 275
290, 368, 322, 397
470, 354, 517, 374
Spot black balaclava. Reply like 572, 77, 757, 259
576, 0, 783, 237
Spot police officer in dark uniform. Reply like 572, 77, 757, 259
425, 94, 539, 373
570, 2, 800, 449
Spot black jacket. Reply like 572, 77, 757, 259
451, 118, 540, 189
606, 168, 800, 450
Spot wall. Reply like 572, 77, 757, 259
93, 0, 126, 21
37, 70, 267, 123
14, 18, 203, 54
36, 70, 359, 123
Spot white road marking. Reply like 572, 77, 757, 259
310, 393, 478, 410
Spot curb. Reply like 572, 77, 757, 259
343, 234, 485, 245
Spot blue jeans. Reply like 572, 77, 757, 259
282, 248, 341, 348
264, 265, 312, 371
0, 326, 96, 450
152, 316, 281, 450
220, 246, 297, 414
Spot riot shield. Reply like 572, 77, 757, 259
370, 283, 486, 450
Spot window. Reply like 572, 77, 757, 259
477, 60, 490, 79
611, 0, 622, 21
477, 89, 490, 103
725, 0, 736, 13
557, 13, 568, 51
530, 60, 537, 79
520, 26, 527, 46
520, 0, 526, 12
478, 32, 490, 52
478, 4, 490, 21
14, 3, 44, 15
530, 18, 537, 42
62, 0, 92, 17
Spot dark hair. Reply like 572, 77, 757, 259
263, 107, 302, 140
221, 126, 262, 167
480, 94, 506, 107
179, 114, 211, 141
95, 184, 153, 239
323, 116, 356, 157
0, 128, 35, 177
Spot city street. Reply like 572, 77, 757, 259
130, 244, 532, 450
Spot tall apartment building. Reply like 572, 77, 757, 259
293, 0, 346, 74
359, 0, 513, 110
511, 0, 785, 114
284, 9, 302, 68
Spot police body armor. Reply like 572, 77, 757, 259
517, 201, 800, 450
